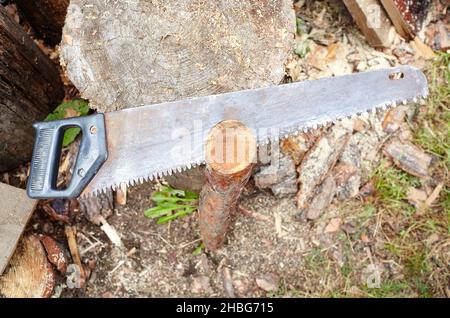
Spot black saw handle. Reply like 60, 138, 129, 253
27, 114, 108, 199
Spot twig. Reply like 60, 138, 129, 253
98, 215, 123, 247
65, 226, 86, 282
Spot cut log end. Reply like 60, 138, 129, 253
0, 235, 55, 298
205, 120, 257, 177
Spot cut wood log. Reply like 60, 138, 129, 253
0, 6, 64, 172
60, 0, 295, 112
0, 183, 37, 275
15, 0, 69, 45
380, 0, 430, 39
343, 0, 395, 48
198, 120, 256, 251
0, 235, 55, 298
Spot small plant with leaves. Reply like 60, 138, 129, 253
144, 185, 199, 224
45, 99, 90, 147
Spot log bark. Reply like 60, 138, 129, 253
198, 120, 256, 251
15, 0, 70, 46
0, 6, 64, 172
380, 0, 430, 39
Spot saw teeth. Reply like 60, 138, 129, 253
360, 111, 369, 119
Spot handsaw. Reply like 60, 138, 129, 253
26, 66, 428, 199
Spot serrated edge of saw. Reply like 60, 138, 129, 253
81, 91, 429, 198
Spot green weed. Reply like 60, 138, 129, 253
45, 99, 90, 147
144, 185, 199, 224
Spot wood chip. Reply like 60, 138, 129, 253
305, 175, 336, 220
98, 215, 123, 247
407, 187, 427, 212
297, 123, 352, 210
411, 36, 436, 60
324, 218, 342, 233
39, 235, 67, 274
383, 138, 433, 178
382, 105, 408, 133
425, 182, 444, 207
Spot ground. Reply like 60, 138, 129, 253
1, 0, 449, 298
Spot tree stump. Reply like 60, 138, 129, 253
60, 0, 295, 112
199, 120, 256, 251
60, 0, 295, 196
15, 0, 70, 45
0, 6, 64, 172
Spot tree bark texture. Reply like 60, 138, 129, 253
0, 6, 64, 172
15, 0, 70, 45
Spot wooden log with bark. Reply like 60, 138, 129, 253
198, 120, 256, 251
380, 0, 431, 39
0, 6, 64, 172
15, 0, 70, 45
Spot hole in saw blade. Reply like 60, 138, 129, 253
389, 71, 405, 80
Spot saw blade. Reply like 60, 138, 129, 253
82, 66, 428, 196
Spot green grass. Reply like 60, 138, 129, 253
363, 281, 413, 298
144, 184, 199, 224
373, 162, 420, 215
372, 53, 450, 297
412, 52, 450, 168
304, 248, 329, 270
